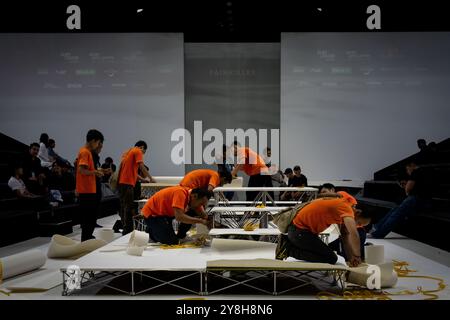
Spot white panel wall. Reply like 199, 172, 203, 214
281, 32, 450, 181
0, 33, 185, 175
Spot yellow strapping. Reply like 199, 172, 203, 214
159, 243, 204, 250
317, 260, 447, 300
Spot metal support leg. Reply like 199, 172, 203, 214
131, 272, 135, 296
260, 192, 268, 228
273, 271, 277, 296
204, 272, 208, 295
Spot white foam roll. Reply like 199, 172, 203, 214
347, 262, 398, 288
97, 229, 114, 243
365, 245, 385, 265
126, 246, 146, 256
0, 249, 46, 280
128, 230, 149, 247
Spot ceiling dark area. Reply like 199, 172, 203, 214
1, 1, 449, 41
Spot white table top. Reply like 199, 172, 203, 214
215, 201, 300, 205
213, 186, 318, 192
210, 206, 290, 212
209, 228, 281, 236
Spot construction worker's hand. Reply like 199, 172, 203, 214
349, 256, 362, 267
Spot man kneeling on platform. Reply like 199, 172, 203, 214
282, 196, 371, 267
141, 186, 212, 245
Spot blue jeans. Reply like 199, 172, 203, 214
372, 195, 425, 239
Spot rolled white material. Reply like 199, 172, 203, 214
365, 245, 385, 265
97, 229, 114, 243
0, 249, 46, 280
47, 235, 107, 259
347, 262, 398, 288
126, 231, 149, 256
126, 246, 146, 256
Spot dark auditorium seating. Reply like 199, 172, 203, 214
0, 132, 120, 247
361, 138, 450, 251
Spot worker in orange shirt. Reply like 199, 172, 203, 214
180, 168, 232, 192
230, 142, 271, 201
283, 196, 371, 267
141, 187, 211, 245
117, 140, 155, 235
75, 129, 105, 241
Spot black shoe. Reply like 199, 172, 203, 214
112, 220, 123, 233
275, 234, 289, 260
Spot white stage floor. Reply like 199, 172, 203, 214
1, 214, 450, 300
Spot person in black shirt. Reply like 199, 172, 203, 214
22, 142, 47, 195
292, 165, 308, 187
370, 161, 432, 238
101, 157, 116, 183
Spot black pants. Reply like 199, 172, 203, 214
118, 184, 135, 235
286, 224, 337, 264
247, 174, 273, 201
329, 228, 367, 260
79, 193, 99, 242
144, 210, 196, 245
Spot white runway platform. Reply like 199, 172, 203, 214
1, 215, 450, 300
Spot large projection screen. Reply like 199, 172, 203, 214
0, 33, 184, 175
281, 32, 450, 182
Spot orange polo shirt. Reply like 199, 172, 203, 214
237, 147, 268, 176
180, 169, 220, 190
142, 186, 191, 218
76, 146, 96, 194
293, 198, 355, 234
118, 147, 144, 186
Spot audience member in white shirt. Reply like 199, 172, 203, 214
8, 165, 39, 198
37, 133, 54, 168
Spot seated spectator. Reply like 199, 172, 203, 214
38, 133, 55, 168
369, 161, 432, 239
22, 142, 47, 195
48, 161, 65, 191
48, 139, 71, 167
280, 179, 303, 201
8, 165, 39, 198
292, 165, 308, 187
101, 157, 116, 183
60, 161, 76, 191
282, 168, 294, 186
417, 138, 427, 152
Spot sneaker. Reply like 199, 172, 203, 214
112, 220, 123, 233
275, 234, 289, 260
